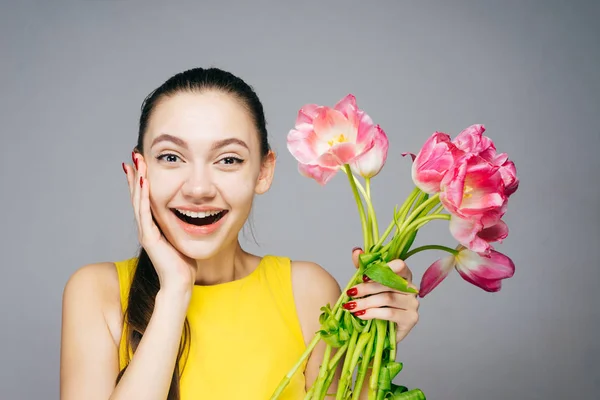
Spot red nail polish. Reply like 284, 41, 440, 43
353, 310, 366, 316
132, 151, 138, 169
343, 301, 357, 310
347, 288, 358, 297
362, 274, 371, 282
140, 176, 143, 187
122, 162, 127, 174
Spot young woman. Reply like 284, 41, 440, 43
59, 68, 420, 400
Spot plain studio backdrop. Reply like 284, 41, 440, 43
1, 1, 598, 399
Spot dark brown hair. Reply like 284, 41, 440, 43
116, 68, 270, 399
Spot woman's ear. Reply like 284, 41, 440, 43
255, 150, 276, 195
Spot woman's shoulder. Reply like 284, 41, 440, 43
62, 259, 130, 346
63, 261, 121, 303
279, 256, 341, 351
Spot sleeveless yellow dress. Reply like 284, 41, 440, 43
115, 255, 308, 399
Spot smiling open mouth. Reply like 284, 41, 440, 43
172, 209, 228, 226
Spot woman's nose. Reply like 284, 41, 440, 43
180, 166, 217, 200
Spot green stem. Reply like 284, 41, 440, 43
348, 322, 373, 374
400, 189, 427, 224
312, 342, 350, 399
341, 167, 369, 201
389, 320, 397, 361
336, 329, 359, 400
351, 326, 376, 400
368, 320, 388, 399
270, 333, 322, 399
403, 245, 459, 260
373, 189, 423, 253
312, 344, 333, 399
396, 187, 421, 224
303, 386, 315, 400
372, 219, 396, 252
395, 214, 451, 251
344, 164, 370, 250
365, 178, 379, 245
398, 193, 440, 232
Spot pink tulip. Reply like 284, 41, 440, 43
409, 132, 461, 194
452, 124, 519, 197
287, 94, 378, 176
350, 124, 389, 178
439, 153, 509, 253
419, 246, 515, 297
439, 153, 507, 220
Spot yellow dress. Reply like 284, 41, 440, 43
115, 255, 308, 399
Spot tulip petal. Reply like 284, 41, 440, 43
334, 94, 359, 126
456, 269, 503, 292
456, 248, 515, 281
287, 129, 319, 164
350, 125, 389, 178
295, 104, 321, 131
314, 142, 357, 167
298, 163, 338, 185
313, 107, 356, 144
355, 109, 376, 148
453, 124, 495, 157
412, 132, 456, 194
478, 219, 509, 243
419, 255, 456, 297
329, 142, 362, 165
498, 159, 519, 196
449, 214, 492, 254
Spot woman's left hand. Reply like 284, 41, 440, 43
344, 247, 420, 344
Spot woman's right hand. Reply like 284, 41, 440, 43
123, 151, 198, 297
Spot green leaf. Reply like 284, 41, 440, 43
351, 314, 367, 333
391, 384, 407, 394
386, 361, 403, 379
398, 231, 418, 260
377, 367, 392, 391
359, 252, 381, 269
343, 310, 354, 335
364, 262, 418, 294
392, 388, 426, 399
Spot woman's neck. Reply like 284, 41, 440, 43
192, 241, 255, 286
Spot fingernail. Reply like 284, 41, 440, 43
343, 301, 357, 310
353, 310, 366, 316
132, 151, 138, 169
122, 162, 127, 174
352, 246, 361, 253
362, 274, 371, 282
140, 176, 143, 188
346, 287, 358, 297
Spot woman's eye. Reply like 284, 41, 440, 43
219, 157, 244, 165
157, 153, 180, 163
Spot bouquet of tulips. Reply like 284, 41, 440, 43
269, 95, 518, 400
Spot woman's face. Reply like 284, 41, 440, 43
141, 90, 274, 260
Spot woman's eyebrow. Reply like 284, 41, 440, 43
210, 138, 249, 151
151, 133, 188, 149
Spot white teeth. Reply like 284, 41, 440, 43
176, 209, 223, 218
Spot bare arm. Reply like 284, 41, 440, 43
60, 263, 191, 400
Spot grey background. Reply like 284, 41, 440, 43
1, 1, 598, 399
